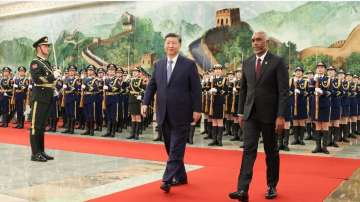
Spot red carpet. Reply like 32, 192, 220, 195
0, 122, 359, 202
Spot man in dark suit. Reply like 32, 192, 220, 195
142, 33, 202, 193
229, 31, 289, 201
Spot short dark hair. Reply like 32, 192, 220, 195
165, 33, 182, 44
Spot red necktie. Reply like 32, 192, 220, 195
256, 58, 262, 80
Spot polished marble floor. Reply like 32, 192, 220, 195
0, 144, 200, 202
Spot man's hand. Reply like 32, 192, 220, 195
238, 115, 244, 128
275, 116, 285, 134
192, 112, 201, 123
141, 105, 148, 117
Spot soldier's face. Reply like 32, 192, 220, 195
295, 70, 303, 77
236, 72, 242, 79
98, 72, 105, 78
327, 70, 335, 77
69, 70, 75, 77
338, 74, 345, 80
3, 71, 9, 77
164, 37, 181, 57
38, 44, 50, 56
108, 69, 115, 76
307, 74, 314, 79
18, 71, 25, 77
214, 69, 222, 76
88, 70, 95, 76
316, 66, 325, 75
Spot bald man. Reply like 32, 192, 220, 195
229, 31, 289, 201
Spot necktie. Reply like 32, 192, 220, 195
256, 58, 262, 80
167, 60, 173, 83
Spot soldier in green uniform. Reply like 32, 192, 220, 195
29, 36, 60, 162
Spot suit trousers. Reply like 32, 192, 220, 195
237, 115, 280, 192
160, 112, 189, 183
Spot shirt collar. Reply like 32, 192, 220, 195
167, 54, 179, 64
256, 51, 268, 62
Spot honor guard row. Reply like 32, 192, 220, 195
0, 65, 154, 146
280, 63, 360, 154
200, 64, 243, 147
196, 62, 360, 154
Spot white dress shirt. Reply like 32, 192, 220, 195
255, 51, 268, 66
167, 54, 179, 72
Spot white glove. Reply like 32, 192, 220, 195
62, 76, 66, 80
81, 84, 86, 89
315, 88, 323, 95
314, 74, 319, 81
54, 90, 59, 97
232, 87, 237, 93
28, 84, 32, 89
63, 84, 67, 89
136, 95, 142, 100
294, 89, 301, 94
210, 88, 217, 93
54, 70, 61, 78
81, 75, 85, 79
4, 92, 8, 96
13, 84, 18, 88
103, 85, 109, 90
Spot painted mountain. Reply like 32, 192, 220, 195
248, 1, 360, 49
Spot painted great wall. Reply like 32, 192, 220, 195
300, 24, 360, 67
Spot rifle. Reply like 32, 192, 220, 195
60, 82, 66, 108
102, 78, 107, 110
79, 79, 85, 108
209, 79, 214, 116
231, 80, 238, 113
315, 77, 319, 120
294, 78, 298, 116
10, 77, 16, 106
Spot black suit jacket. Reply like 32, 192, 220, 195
143, 55, 202, 126
238, 52, 289, 123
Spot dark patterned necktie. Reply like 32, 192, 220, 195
167, 60, 173, 83
256, 58, 262, 80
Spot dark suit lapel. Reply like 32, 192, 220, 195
162, 58, 167, 86
248, 55, 256, 84
168, 55, 182, 86
256, 52, 272, 85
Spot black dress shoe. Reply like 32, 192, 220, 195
265, 186, 277, 199
41, 152, 54, 160
31, 153, 47, 162
283, 146, 290, 151
160, 182, 171, 193
229, 190, 249, 201
171, 178, 188, 186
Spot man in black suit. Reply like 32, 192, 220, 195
229, 31, 289, 201
142, 33, 202, 193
